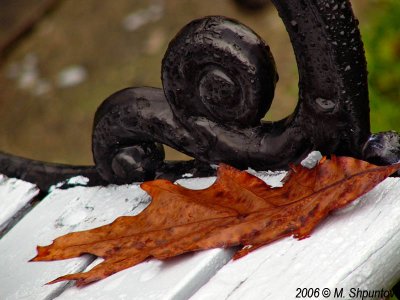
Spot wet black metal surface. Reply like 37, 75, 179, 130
1, 0, 399, 192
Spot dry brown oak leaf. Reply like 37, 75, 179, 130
31, 156, 400, 286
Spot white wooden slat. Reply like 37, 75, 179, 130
0, 184, 151, 300
0, 174, 39, 233
191, 178, 400, 300
8, 152, 394, 300
54, 173, 287, 300
53, 177, 234, 300
56, 248, 234, 300
0, 152, 314, 300
0, 176, 242, 300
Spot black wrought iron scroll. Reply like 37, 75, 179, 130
1, 0, 399, 192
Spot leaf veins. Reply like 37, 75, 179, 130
31, 156, 400, 286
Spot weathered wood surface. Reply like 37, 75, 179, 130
53, 172, 286, 300
0, 168, 399, 300
0, 176, 240, 300
0, 174, 39, 234
0, 183, 151, 300
53, 177, 237, 300
191, 178, 400, 300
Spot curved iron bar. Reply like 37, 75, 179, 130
0, 0, 399, 192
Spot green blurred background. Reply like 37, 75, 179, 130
0, 0, 399, 165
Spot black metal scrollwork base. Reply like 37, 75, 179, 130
1, 0, 399, 192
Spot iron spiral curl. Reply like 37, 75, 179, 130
1, 0, 399, 191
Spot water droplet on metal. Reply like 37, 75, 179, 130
316, 97, 336, 112
290, 20, 299, 32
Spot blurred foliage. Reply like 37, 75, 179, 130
362, 0, 400, 132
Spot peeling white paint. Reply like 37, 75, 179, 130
192, 178, 400, 300
0, 184, 150, 300
0, 174, 39, 232
2, 164, 400, 300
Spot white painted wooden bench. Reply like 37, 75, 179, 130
1, 156, 400, 300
